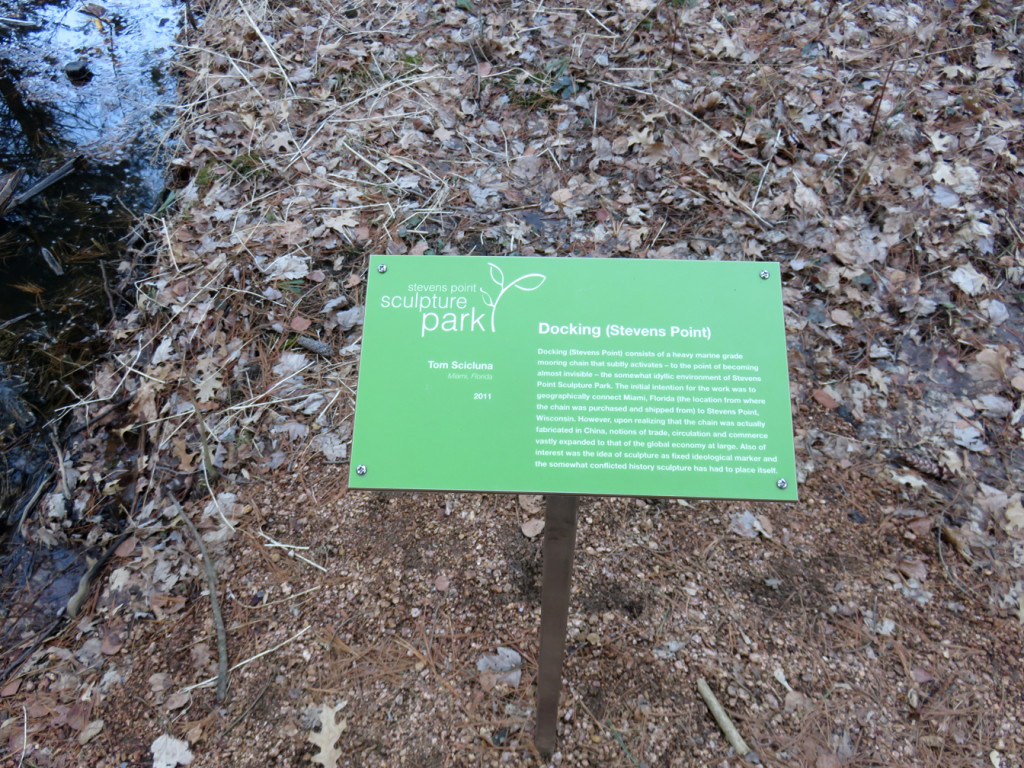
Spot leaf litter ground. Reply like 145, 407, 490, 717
2, 0, 1023, 766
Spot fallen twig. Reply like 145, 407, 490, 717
257, 529, 327, 573
0, 618, 62, 691
294, 335, 333, 356
220, 678, 272, 737
64, 395, 133, 436
867, 60, 897, 143
0, 168, 25, 215
7, 156, 85, 211
186, 388, 221, 493
13, 473, 53, 533
0, 16, 40, 29
17, 705, 27, 768
173, 499, 229, 702
237, 584, 322, 611
0, 312, 34, 332
97, 260, 116, 317
697, 677, 760, 764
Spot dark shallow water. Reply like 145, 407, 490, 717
1, 0, 179, 315
1, 0, 181, 644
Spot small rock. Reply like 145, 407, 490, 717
784, 691, 813, 713
64, 60, 93, 84
521, 518, 544, 538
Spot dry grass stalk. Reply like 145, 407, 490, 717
181, 625, 312, 695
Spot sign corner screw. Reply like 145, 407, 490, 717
356, 465, 367, 476
776, 478, 788, 490
377, 264, 387, 274
759, 269, 770, 280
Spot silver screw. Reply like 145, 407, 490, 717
377, 264, 387, 273
760, 269, 770, 280
776, 478, 788, 490
356, 465, 367, 476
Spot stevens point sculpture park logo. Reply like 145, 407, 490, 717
378, 261, 547, 337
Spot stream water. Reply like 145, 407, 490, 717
1, 0, 182, 648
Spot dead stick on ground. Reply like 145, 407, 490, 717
174, 499, 229, 702
696, 677, 760, 764
867, 59, 897, 143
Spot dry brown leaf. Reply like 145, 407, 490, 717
941, 525, 974, 563
949, 264, 988, 295
812, 389, 839, 410
115, 535, 137, 558
830, 308, 854, 327
476, 647, 522, 691
148, 673, 172, 694
793, 176, 823, 213
196, 369, 222, 403
164, 692, 190, 711
971, 346, 1010, 381
99, 624, 125, 655
309, 702, 347, 768
172, 438, 197, 472
149, 593, 187, 620
151, 734, 193, 768
78, 720, 104, 746
911, 667, 935, 684
551, 188, 573, 204
325, 211, 359, 231
190, 643, 212, 677
906, 516, 933, 537
894, 555, 928, 582
1004, 496, 1024, 537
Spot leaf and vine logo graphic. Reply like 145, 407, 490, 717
480, 262, 546, 332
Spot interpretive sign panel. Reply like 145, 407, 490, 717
349, 256, 797, 501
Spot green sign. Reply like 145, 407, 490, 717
349, 256, 797, 501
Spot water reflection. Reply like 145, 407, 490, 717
1, 0, 178, 315
3, 0, 179, 156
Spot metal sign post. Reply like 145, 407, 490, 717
348, 255, 799, 756
534, 494, 579, 756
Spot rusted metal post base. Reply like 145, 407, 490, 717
534, 494, 579, 757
